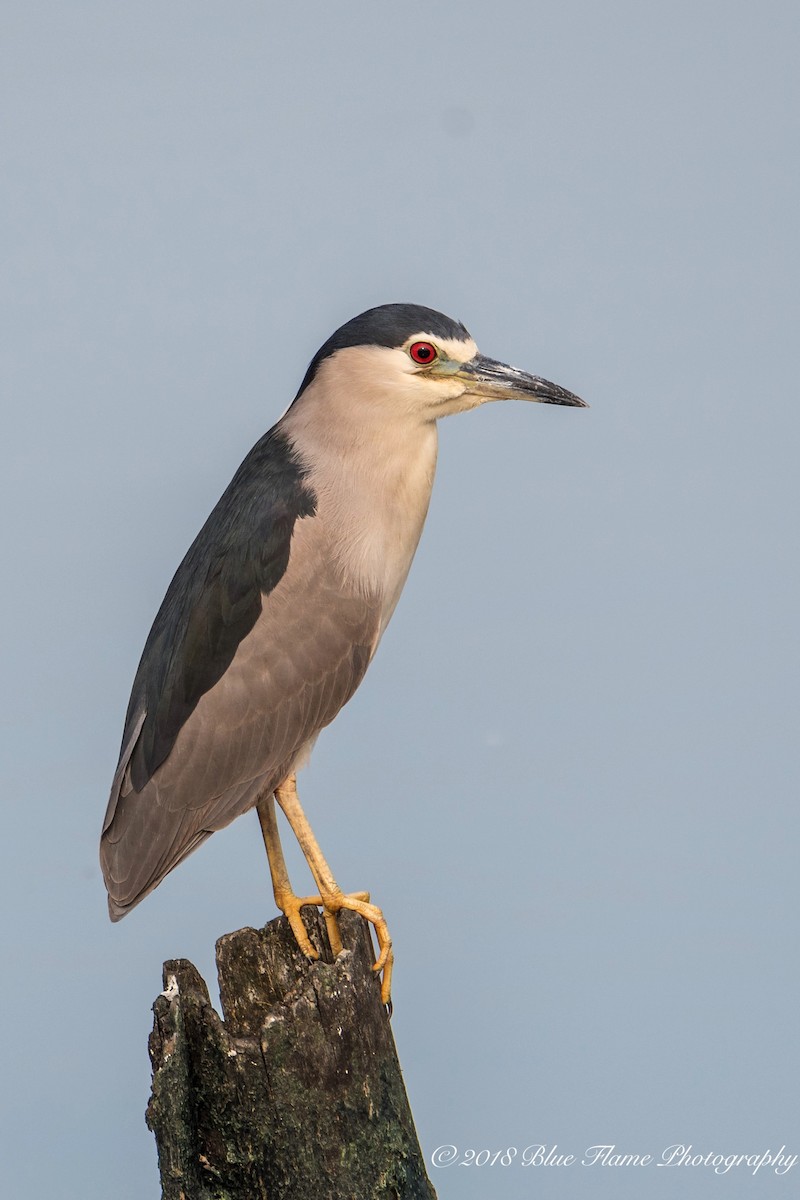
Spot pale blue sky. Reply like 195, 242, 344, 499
2, 3, 798, 1198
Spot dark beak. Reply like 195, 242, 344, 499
455, 353, 587, 407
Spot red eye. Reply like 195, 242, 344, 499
409, 341, 438, 365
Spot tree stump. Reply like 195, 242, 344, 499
146, 908, 437, 1200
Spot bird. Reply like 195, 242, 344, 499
100, 303, 586, 1005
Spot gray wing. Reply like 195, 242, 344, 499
101, 520, 380, 918
111, 426, 318, 797
100, 424, 381, 919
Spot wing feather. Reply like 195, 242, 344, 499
100, 513, 381, 917
121, 428, 316, 799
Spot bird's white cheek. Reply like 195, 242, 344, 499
411, 378, 471, 418
432, 386, 487, 418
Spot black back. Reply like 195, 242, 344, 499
121, 429, 316, 791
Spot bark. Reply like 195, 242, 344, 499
146, 908, 437, 1200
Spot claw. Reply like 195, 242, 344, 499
377, 948, 394, 1008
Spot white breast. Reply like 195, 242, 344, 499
279, 365, 439, 638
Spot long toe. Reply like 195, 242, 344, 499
320, 890, 393, 1007
274, 890, 324, 960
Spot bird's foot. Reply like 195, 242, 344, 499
273, 888, 326, 959
276, 884, 393, 1007
319, 889, 394, 1008
275, 887, 372, 962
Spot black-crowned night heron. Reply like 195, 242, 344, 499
100, 303, 586, 1004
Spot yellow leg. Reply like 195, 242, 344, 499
256, 788, 373, 977
256, 791, 323, 960
274, 773, 394, 1006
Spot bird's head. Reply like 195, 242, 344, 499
293, 303, 586, 423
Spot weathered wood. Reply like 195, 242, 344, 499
146, 908, 437, 1200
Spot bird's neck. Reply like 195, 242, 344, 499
279, 390, 439, 625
